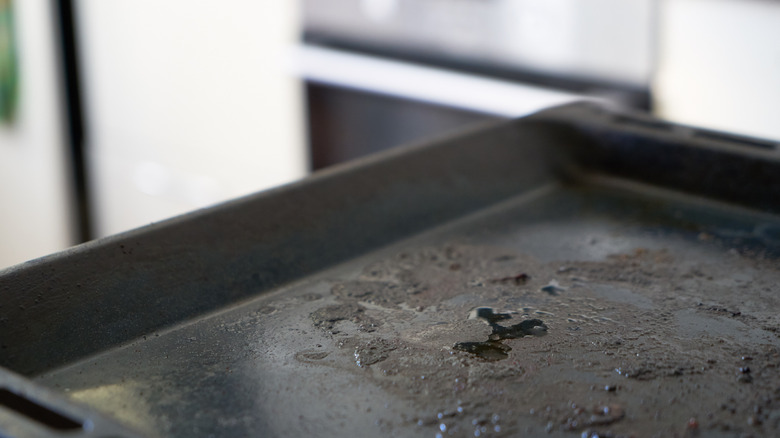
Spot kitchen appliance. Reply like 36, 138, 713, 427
299, 0, 655, 168
2, 103, 780, 437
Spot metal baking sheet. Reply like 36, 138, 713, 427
2, 103, 780, 437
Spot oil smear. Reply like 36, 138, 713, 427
453, 307, 547, 361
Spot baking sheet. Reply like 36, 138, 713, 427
3, 103, 780, 437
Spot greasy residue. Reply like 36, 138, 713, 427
453, 307, 547, 361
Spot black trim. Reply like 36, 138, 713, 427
53, 0, 92, 242
0, 389, 83, 431
306, 82, 502, 170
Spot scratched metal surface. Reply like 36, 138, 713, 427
4, 104, 780, 437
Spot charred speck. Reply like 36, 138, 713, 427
489, 273, 530, 285
706, 305, 742, 317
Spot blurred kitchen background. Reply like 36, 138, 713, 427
1, 0, 779, 268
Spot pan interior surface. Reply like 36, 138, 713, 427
36, 179, 780, 438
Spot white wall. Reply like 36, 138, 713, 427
0, 1, 73, 268
656, 0, 780, 141
76, 0, 307, 237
